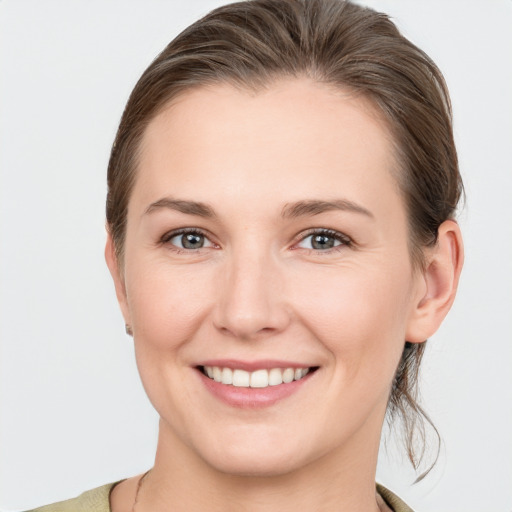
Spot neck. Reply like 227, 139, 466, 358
141, 418, 383, 512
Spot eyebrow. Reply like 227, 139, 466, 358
143, 197, 373, 220
281, 199, 374, 219
144, 198, 216, 218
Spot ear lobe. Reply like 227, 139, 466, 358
105, 231, 132, 327
406, 220, 464, 343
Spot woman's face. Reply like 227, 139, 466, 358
111, 78, 428, 476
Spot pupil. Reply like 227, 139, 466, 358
312, 234, 334, 250
182, 233, 203, 249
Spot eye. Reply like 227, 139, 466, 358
162, 229, 215, 250
296, 229, 351, 251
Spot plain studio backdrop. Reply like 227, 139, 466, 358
1, 1, 511, 511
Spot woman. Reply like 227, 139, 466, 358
27, 0, 463, 510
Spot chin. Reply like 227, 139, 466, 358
190, 425, 323, 478
203, 448, 307, 478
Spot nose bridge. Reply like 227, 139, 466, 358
214, 241, 288, 339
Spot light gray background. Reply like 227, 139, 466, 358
1, 1, 511, 511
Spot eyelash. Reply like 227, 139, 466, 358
159, 228, 352, 253
159, 228, 216, 253
293, 228, 353, 253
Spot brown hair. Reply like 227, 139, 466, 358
106, 0, 463, 474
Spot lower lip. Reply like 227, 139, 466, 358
197, 369, 314, 409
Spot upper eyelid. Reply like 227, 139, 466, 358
294, 228, 352, 244
161, 227, 212, 241
160, 228, 218, 251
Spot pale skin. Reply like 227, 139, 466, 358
106, 78, 463, 511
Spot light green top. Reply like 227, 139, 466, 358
26, 481, 413, 512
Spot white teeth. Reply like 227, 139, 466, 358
268, 368, 283, 386
282, 368, 295, 383
213, 367, 222, 382
250, 369, 268, 388
221, 367, 233, 385
203, 365, 312, 388
232, 369, 250, 387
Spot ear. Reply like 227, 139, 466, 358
406, 220, 464, 343
105, 231, 132, 328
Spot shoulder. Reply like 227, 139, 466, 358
377, 483, 415, 512
24, 482, 120, 512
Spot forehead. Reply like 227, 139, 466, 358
135, 78, 402, 218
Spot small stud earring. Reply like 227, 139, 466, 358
125, 324, 133, 336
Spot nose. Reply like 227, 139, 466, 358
213, 249, 290, 340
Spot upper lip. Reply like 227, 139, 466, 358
196, 359, 315, 372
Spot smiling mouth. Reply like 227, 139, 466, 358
199, 366, 318, 388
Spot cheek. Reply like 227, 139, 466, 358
291, 261, 412, 380
124, 255, 215, 352
123, 256, 217, 423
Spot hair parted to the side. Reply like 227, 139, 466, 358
106, 0, 463, 477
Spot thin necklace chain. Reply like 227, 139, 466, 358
132, 469, 151, 512
131, 469, 388, 512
